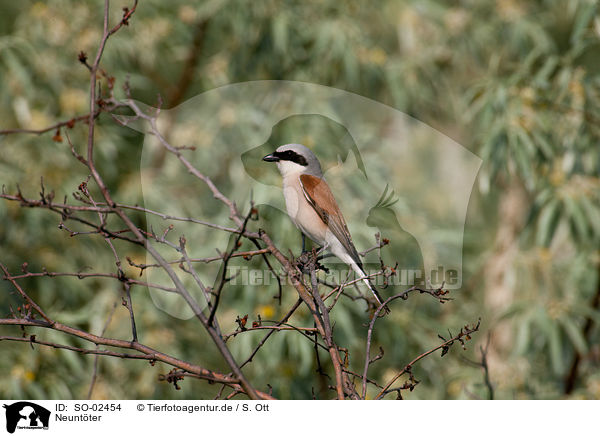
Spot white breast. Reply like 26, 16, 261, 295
281, 175, 328, 245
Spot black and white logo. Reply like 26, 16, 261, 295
3, 402, 50, 433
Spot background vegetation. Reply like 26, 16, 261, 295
0, 0, 599, 399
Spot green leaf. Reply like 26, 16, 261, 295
571, 2, 598, 44
579, 194, 600, 241
534, 308, 563, 375
531, 130, 554, 160
536, 198, 561, 247
572, 303, 600, 325
564, 196, 589, 242
271, 13, 289, 54
559, 316, 588, 355
534, 56, 559, 87
533, 187, 555, 208
516, 128, 536, 155
548, 320, 564, 375
515, 317, 531, 355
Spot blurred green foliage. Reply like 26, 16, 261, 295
1, 0, 599, 399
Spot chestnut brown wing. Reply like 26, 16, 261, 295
299, 174, 362, 267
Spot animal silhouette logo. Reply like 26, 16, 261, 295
366, 185, 425, 286
116, 80, 480, 318
3, 402, 50, 433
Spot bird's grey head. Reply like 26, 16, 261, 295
262, 143, 323, 177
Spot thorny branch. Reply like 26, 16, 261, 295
0, 320, 274, 400
373, 318, 481, 400
361, 283, 453, 399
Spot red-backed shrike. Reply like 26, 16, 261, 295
263, 143, 385, 308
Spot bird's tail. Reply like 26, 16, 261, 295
349, 261, 388, 311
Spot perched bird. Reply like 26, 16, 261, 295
263, 143, 385, 308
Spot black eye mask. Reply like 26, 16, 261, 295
264, 150, 308, 166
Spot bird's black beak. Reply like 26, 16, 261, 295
262, 153, 279, 162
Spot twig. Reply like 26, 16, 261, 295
307, 252, 352, 400
373, 318, 481, 400
564, 258, 600, 394
207, 206, 254, 326
239, 298, 303, 368
0, 113, 97, 136
87, 301, 118, 399
360, 282, 453, 398
480, 334, 494, 400
224, 323, 318, 340
80, 1, 260, 399
0, 263, 54, 324
3, 269, 177, 293
0, 322, 274, 400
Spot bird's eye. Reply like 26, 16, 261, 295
275, 150, 308, 166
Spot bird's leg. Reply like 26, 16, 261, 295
296, 233, 311, 272
313, 243, 330, 273
315, 242, 329, 257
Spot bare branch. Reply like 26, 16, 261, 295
0, 321, 273, 400
373, 318, 481, 400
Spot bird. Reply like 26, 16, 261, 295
262, 143, 386, 309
